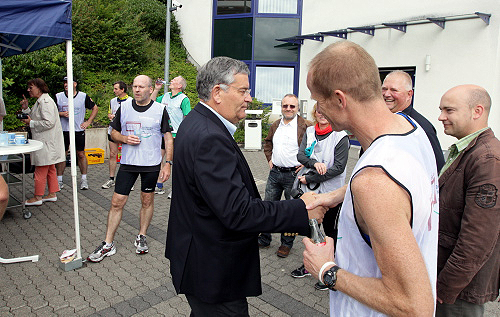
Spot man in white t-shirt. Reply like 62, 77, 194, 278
101, 81, 132, 189
55, 77, 98, 190
303, 41, 439, 316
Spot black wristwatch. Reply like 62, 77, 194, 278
165, 160, 173, 165
323, 265, 341, 291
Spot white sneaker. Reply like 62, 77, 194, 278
131, 185, 135, 191
58, 181, 64, 189
102, 179, 115, 189
80, 179, 89, 190
155, 187, 165, 195
167, 191, 172, 199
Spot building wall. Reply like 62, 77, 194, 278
173, 1, 213, 68
174, 0, 500, 149
299, 0, 500, 148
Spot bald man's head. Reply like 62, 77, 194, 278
438, 84, 491, 139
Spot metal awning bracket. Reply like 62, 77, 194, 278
382, 22, 407, 33
428, 18, 445, 29
475, 12, 491, 25
348, 26, 375, 36
320, 29, 348, 39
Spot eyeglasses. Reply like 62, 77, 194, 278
282, 104, 297, 109
219, 84, 251, 96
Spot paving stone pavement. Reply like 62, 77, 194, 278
1, 147, 498, 316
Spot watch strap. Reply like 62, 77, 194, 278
165, 160, 173, 165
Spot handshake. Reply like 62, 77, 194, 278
298, 185, 347, 224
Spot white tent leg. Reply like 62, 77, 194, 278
65, 40, 82, 266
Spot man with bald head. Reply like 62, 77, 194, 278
302, 41, 439, 316
382, 70, 445, 171
436, 85, 499, 317
88, 75, 174, 262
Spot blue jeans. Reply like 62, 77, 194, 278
258, 167, 296, 248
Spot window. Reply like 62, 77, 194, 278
255, 66, 294, 104
217, 0, 252, 15
213, 18, 253, 60
258, 0, 298, 14
254, 18, 299, 62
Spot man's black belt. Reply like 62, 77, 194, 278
273, 165, 296, 172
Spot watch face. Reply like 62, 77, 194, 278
323, 266, 338, 290
324, 271, 334, 286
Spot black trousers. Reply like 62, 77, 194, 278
186, 294, 249, 317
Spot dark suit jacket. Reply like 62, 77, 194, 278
165, 103, 310, 304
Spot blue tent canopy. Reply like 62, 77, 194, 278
0, 0, 82, 265
0, 0, 72, 58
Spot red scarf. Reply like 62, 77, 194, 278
315, 123, 332, 135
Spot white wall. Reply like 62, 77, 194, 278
173, 1, 213, 67
299, 0, 500, 148
174, 0, 500, 148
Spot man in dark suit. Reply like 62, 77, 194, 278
382, 70, 445, 172
165, 56, 326, 316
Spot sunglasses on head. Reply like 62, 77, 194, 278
282, 104, 297, 109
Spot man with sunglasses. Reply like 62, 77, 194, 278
259, 94, 313, 258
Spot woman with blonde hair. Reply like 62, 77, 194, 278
290, 103, 350, 290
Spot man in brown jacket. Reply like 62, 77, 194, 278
258, 94, 313, 257
437, 84, 499, 317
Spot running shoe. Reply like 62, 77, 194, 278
314, 281, 329, 291
102, 179, 115, 189
58, 181, 64, 189
80, 179, 89, 190
291, 264, 311, 278
134, 234, 149, 254
155, 187, 165, 195
87, 241, 116, 262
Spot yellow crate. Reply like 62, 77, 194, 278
84, 148, 105, 165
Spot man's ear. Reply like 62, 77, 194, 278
472, 104, 485, 120
212, 85, 223, 104
334, 90, 347, 110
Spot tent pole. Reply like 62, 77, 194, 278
0, 58, 3, 99
164, 0, 171, 94
66, 40, 82, 264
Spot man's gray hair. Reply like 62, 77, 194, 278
178, 76, 187, 91
385, 70, 413, 91
197, 56, 249, 101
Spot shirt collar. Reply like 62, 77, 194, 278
279, 115, 298, 127
170, 91, 183, 98
117, 94, 129, 102
453, 127, 490, 153
200, 101, 237, 136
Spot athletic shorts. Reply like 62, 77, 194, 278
114, 169, 160, 195
63, 131, 85, 152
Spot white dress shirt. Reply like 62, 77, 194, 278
271, 116, 300, 168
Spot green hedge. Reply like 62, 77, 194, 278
1, 0, 197, 131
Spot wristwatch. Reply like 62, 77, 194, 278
165, 160, 173, 165
323, 265, 341, 291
